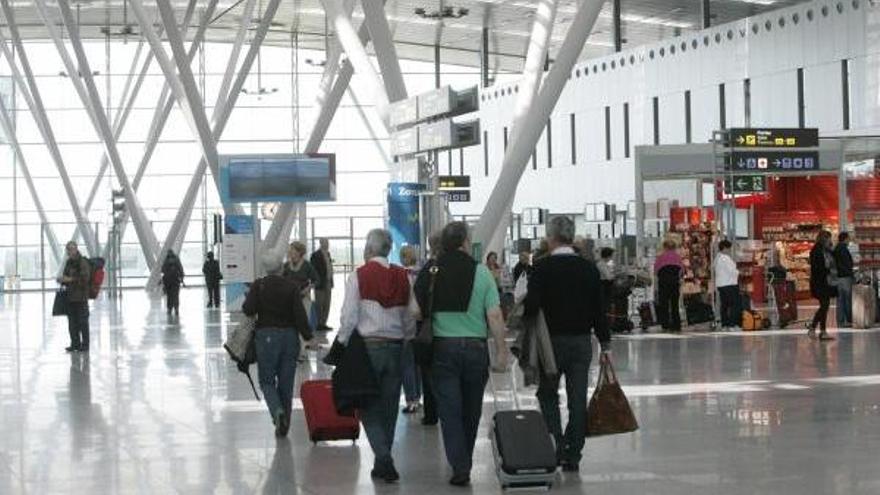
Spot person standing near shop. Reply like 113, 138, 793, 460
833, 232, 854, 328
808, 230, 837, 341
202, 251, 222, 309
654, 240, 684, 332
414, 221, 508, 487
59, 241, 91, 352
714, 240, 741, 331
162, 250, 185, 317
524, 216, 610, 473
310, 238, 334, 331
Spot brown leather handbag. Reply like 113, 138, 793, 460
587, 356, 639, 437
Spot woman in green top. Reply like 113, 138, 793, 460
414, 221, 508, 487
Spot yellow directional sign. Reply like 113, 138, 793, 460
729, 128, 819, 148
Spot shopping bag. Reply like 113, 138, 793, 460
52, 289, 68, 317
587, 356, 639, 437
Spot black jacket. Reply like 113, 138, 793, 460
310, 250, 333, 290
513, 262, 533, 283
524, 252, 610, 347
242, 275, 313, 339
809, 244, 838, 299
332, 331, 379, 416
161, 256, 184, 288
202, 259, 222, 284
833, 243, 854, 278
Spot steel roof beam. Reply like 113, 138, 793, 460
473, 0, 606, 251
47, 0, 162, 268
0, 0, 98, 256
145, 0, 284, 289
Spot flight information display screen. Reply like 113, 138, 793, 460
220, 154, 336, 203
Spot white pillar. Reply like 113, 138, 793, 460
361, 0, 407, 102
472, 0, 606, 250
485, 0, 558, 256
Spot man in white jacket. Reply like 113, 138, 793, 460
715, 240, 741, 331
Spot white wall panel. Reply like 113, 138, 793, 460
459, 0, 880, 217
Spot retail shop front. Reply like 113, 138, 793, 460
634, 138, 847, 316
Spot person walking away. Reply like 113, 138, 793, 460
335, 229, 415, 483
59, 241, 91, 352
310, 238, 334, 331
242, 253, 313, 437
398, 245, 422, 415
524, 217, 610, 473
833, 232, 854, 328
162, 250, 185, 317
715, 240, 741, 331
414, 221, 509, 487
808, 230, 837, 340
654, 240, 684, 332
202, 251, 222, 309
413, 233, 442, 426
512, 249, 533, 283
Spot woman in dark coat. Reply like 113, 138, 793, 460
162, 250, 185, 316
807, 230, 837, 341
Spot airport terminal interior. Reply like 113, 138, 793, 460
2, 0, 880, 493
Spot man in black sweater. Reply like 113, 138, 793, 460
524, 216, 610, 473
833, 232, 854, 327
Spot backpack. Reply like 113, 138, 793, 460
86, 257, 105, 299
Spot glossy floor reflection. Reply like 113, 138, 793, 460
2, 288, 880, 494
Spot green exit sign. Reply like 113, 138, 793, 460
724, 175, 767, 194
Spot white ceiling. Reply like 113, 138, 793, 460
0, 0, 812, 73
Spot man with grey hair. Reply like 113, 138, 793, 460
336, 228, 415, 483
525, 215, 610, 473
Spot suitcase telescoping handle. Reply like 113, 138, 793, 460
488, 346, 520, 412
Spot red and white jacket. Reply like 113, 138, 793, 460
337, 257, 416, 343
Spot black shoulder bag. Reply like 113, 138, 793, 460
413, 265, 439, 365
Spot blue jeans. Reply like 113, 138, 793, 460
432, 338, 489, 476
361, 341, 403, 464
537, 334, 592, 465
255, 328, 300, 421
66, 301, 90, 349
836, 276, 853, 326
401, 340, 421, 402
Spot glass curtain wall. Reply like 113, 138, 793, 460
0, 39, 489, 289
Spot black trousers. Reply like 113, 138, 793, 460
419, 363, 437, 423
66, 301, 90, 349
657, 282, 681, 330
207, 282, 220, 307
718, 286, 742, 327
166, 285, 180, 312
811, 295, 831, 331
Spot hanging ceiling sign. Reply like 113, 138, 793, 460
728, 151, 820, 172
729, 128, 819, 148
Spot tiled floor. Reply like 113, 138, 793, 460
1, 288, 880, 494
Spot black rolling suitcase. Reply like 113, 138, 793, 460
489, 360, 557, 490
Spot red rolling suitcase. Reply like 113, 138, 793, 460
300, 379, 360, 444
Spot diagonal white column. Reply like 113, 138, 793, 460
49, 0, 162, 269
361, 0, 407, 103
485, 0, 558, 256
473, 0, 606, 250
320, 0, 391, 125
0, 0, 98, 256
129, 0, 220, 187
145, 0, 284, 290
102, 0, 215, 259
0, 95, 62, 263
214, 0, 258, 115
